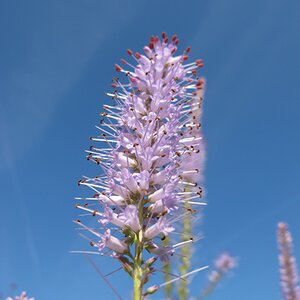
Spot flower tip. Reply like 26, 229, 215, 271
144, 285, 159, 296
278, 222, 287, 230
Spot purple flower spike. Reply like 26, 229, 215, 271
277, 222, 300, 300
75, 33, 206, 295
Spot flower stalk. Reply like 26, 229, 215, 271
133, 231, 143, 300
178, 200, 193, 300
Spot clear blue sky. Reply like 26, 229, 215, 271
1, 0, 300, 299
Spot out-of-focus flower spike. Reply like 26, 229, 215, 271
277, 222, 300, 300
198, 252, 237, 299
177, 78, 206, 300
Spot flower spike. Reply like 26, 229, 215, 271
76, 33, 205, 298
277, 222, 300, 300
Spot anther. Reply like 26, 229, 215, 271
114, 64, 122, 72
121, 58, 128, 65
196, 59, 204, 68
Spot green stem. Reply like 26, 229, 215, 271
162, 236, 173, 299
178, 200, 192, 300
133, 230, 143, 300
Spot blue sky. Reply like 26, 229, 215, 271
0, 0, 300, 299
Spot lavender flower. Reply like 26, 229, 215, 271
199, 252, 236, 299
6, 292, 34, 300
214, 252, 236, 273
277, 222, 300, 300
76, 33, 205, 298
